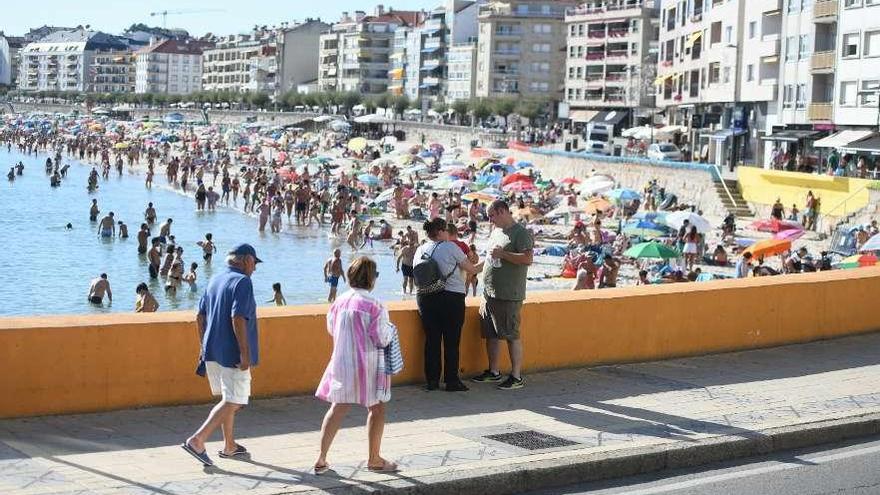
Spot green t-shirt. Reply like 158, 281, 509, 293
482, 222, 533, 301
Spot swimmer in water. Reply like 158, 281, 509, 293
89, 199, 99, 222
118, 221, 129, 239
97, 212, 116, 238
135, 283, 159, 313
323, 248, 346, 303
267, 282, 287, 306
196, 233, 216, 263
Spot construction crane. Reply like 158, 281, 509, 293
149, 9, 224, 29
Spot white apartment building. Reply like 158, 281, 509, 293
834, 0, 880, 128
319, 7, 424, 95
656, 0, 779, 167
563, 0, 660, 127
202, 30, 278, 93
19, 29, 132, 93
447, 43, 478, 101
135, 39, 208, 95
0, 35, 11, 87
475, 0, 576, 101
275, 19, 330, 97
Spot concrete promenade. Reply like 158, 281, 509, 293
3, 332, 880, 495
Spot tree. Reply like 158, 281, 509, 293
363, 96, 378, 114
491, 97, 517, 118
249, 92, 270, 109
515, 98, 545, 121
469, 98, 492, 123
374, 93, 390, 111
340, 91, 362, 114
451, 100, 470, 125
432, 100, 448, 114
391, 95, 410, 117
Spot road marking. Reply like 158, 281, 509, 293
607, 443, 880, 494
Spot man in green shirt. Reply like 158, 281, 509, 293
472, 200, 534, 390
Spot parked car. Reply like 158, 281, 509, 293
584, 140, 610, 155
647, 143, 683, 161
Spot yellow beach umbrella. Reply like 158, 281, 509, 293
114, 142, 130, 150
347, 137, 368, 151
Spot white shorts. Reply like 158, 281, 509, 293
206, 361, 252, 405
683, 242, 698, 255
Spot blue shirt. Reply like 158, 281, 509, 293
198, 267, 259, 367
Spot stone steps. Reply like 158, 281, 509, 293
713, 179, 754, 218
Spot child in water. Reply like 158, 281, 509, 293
268, 282, 287, 306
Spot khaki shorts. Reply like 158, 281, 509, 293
480, 297, 523, 341
206, 361, 252, 405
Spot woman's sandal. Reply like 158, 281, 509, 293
367, 460, 399, 473
313, 463, 331, 475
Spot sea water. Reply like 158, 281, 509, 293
0, 148, 404, 316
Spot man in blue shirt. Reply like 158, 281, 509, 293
735, 252, 753, 279
182, 244, 261, 466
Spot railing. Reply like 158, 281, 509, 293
810, 51, 835, 71
820, 183, 870, 234
814, 0, 839, 19
711, 162, 739, 210
808, 103, 834, 121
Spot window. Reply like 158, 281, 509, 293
840, 81, 858, 105
725, 26, 733, 43
749, 21, 757, 39
799, 34, 811, 58
868, 0, 880, 5
746, 64, 754, 81
784, 84, 794, 107
709, 62, 721, 83
631, 42, 639, 55
631, 19, 640, 33
711, 21, 722, 44
533, 24, 552, 34
843, 33, 860, 57
796, 84, 807, 108
532, 43, 550, 53
787, 0, 799, 12
865, 30, 880, 56
844, 0, 862, 7
785, 36, 797, 60
570, 25, 576, 36
861, 80, 880, 105
723, 66, 731, 83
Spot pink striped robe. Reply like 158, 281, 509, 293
315, 288, 393, 407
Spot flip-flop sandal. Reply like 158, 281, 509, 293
313, 464, 331, 475
367, 461, 399, 473
181, 442, 214, 467
217, 444, 248, 458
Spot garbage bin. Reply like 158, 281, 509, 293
571, 137, 579, 150
613, 145, 623, 156
565, 141, 572, 152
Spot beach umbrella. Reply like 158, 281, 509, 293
440, 164, 468, 173
750, 219, 802, 233
447, 169, 471, 179
503, 181, 537, 193
374, 188, 396, 203
371, 157, 396, 167
440, 158, 466, 167
501, 172, 533, 186
665, 211, 712, 233
113, 142, 130, 150
859, 233, 880, 252
742, 238, 792, 258
774, 228, 806, 241
833, 253, 880, 269
402, 163, 429, 175
429, 176, 454, 189
348, 137, 368, 151
579, 174, 616, 195
584, 197, 613, 214
624, 242, 681, 259
397, 154, 423, 165
357, 173, 381, 187
471, 148, 491, 159
607, 188, 641, 203
623, 220, 669, 239
450, 179, 475, 191
463, 190, 501, 203
476, 173, 503, 186
547, 204, 583, 217
560, 177, 581, 185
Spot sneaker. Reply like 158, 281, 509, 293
445, 381, 470, 392
471, 370, 504, 383
497, 375, 524, 390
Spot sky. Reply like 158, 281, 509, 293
2, 0, 433, 37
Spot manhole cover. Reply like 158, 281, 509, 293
484, 430, 578, 450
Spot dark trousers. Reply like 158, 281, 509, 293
416, 290, 465, 385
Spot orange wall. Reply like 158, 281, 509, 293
2, 268, 879, 418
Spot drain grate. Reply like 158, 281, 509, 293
484, 430, 578, 450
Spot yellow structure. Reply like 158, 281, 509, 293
737, 167, 875, 215
2, 269, 879, 418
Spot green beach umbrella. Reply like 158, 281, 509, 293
623, 241, 681, 259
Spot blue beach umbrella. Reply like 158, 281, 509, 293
622, 220, 670, 239
358, 173, 381, 187
607, 188, 641, 203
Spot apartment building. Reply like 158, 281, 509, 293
0, 35, 11, 87
275, 19, 331, 97
6, 36, 25, 89
474, 0, 575, 102
319, 6, 424, 95
202, 30, 278, 93
656, 0, 779, 167
18, 29, 132, 93
833, 0, 880, 128
447, 43, 478, 101
135, 39, 209, 95
563, 0, 660, 126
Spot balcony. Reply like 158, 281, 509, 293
758, 38, 781, 58
808, 103, 833, 121
813, 0, 838, 21
606, 50, 630, 59
495, 29, 523, 38
493, 49, 521, 58
810, 51, 835, 73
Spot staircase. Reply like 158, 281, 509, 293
713, 178, 754, 218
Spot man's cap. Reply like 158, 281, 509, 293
228, 243, 263, 263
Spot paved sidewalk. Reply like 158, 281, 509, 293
3, 333, 880, 495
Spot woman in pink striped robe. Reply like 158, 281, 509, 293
314, 256, 398, 474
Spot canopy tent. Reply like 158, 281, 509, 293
813, 130, 874, 148
840, 133, 880, 155
760, 129, 822, 142
353, 114, 393, 124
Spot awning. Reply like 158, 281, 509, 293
589, 110, 628, 126
760, 129, 822, 142
702, 128, 747, 141
419, 82, 439, 88
390, 52, 405, 59
658, 125, 687, 134
840, 133, 880, 154
569, 109, 598, 122
654, 74, 671, 85
388, 68, 404, 79
422, 29, 440, 36
421, 46, 440, 54
814, 130, 874, 148
685, 30, 703, 48
761, 55, 779, 63
420, 64, 441, 71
